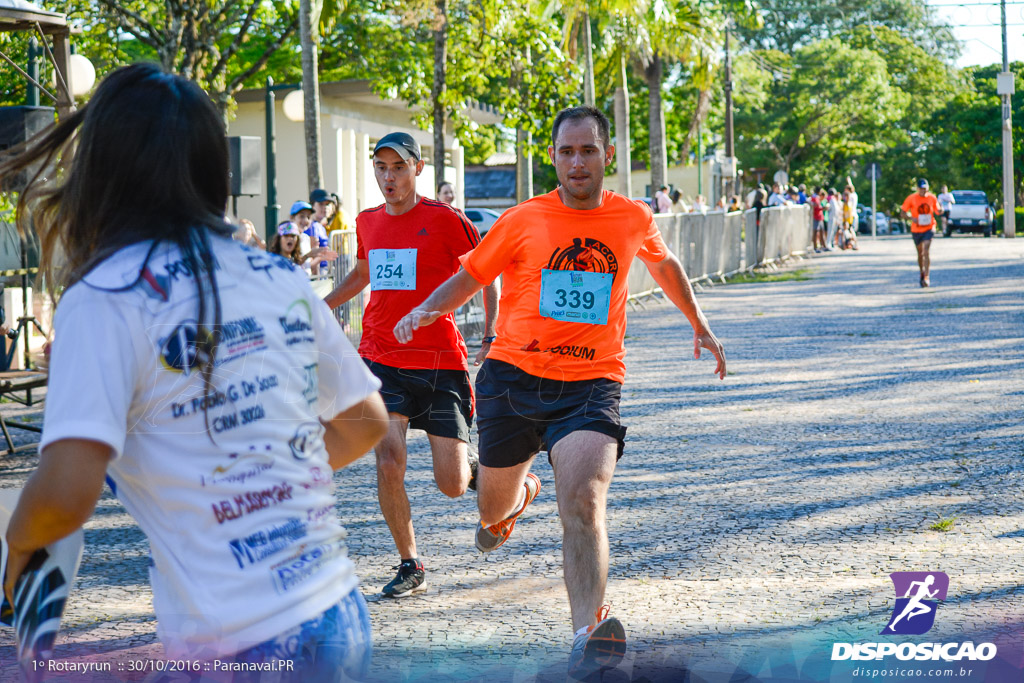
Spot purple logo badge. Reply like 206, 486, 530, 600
882, 572, 949, 635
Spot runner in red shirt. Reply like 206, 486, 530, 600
324, 132, 498, 598
392, 107, 726, 679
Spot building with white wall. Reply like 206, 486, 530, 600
227, 79, 502, 233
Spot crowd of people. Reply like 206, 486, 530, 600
745, 180, 862, 252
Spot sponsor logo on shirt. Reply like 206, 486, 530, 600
268, 539, 347, 594
289, 422, 324, 460
229, 518, 307, 569
212, 481, 295, 524
247, 251, 296, 279
159, 317, 266, 374
546, 237, 619, 276
200, 452, 275, 487
519, 338, 596, 361
279, 300, 315, 347
302, 364, 318, 406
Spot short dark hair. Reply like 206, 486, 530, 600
551, 106, 611, 149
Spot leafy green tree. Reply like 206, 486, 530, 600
926, 62, 1024, 206
56, 1, 301, 116
734, 38, 900, 179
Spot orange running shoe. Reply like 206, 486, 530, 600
567, 605, 627, 680
474, 473, 540, 552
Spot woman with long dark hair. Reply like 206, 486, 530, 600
0, 64, 388, 678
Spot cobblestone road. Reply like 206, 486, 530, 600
1, 235, 1022, 682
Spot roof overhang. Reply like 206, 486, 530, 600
0, 0, 68, 34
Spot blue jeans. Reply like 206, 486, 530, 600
214, 589, 372, 682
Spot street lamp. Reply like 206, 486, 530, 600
263, 77, 299, 243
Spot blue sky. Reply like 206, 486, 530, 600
927, 0, 1024, 67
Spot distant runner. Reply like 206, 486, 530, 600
392, 106, 726, 679
324, 132, 498, 599
902, 178, 940, 287
936, 185, 955, 236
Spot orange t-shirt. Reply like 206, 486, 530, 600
459, 189, 668, 384
902, 192, 940, 233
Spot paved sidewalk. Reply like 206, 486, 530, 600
1, 235, 1022, 681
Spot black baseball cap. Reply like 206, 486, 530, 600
310, 188, 334, 204
373, 132, 420, 161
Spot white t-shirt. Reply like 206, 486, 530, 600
937, 192, 955, 212
41, 235, 380, 659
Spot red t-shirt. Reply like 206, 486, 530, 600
810, 195, 824, 221
356, 198, 481, 371
460, 189, 668, 385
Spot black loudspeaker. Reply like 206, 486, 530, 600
228, 135, 261, 196
0, 106, 56, 192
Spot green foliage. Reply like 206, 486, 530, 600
926, 62, 1024, 206
734, 39, 900, 178
994, 208, 1024, 234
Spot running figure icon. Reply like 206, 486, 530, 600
886, 574, 939, 632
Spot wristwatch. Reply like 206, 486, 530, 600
482, 336, 496, 344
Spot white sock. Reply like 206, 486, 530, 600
574, 625, 589, 640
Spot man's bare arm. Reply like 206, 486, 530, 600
473, 280, 500, 365
644, 252, 727, 379
394, 269, 485, 344
324, 259, 370, 310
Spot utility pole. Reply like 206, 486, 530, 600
999, 0, 1016, 237
723, 22, 736, 199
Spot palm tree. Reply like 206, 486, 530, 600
299, 0, 347, 192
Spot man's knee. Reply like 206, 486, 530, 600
375, 444, 407, 483
435, 473, 466, 499
559, 488, 605, 529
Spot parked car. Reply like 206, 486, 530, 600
857, 205, 891, 234
463, 207, 502, 236
945, 190, 995, 237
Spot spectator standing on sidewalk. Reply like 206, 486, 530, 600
936, 184, 955, 236
654, 185, 671, 213
669, 189, 689, 214
810, 187, 826, 251
826, 188, 842, 249
437, 181, 456, 205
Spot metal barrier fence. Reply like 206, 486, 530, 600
323, 229, 485, 346
326, 229, 364, 346
628, 210, 745, 301
746, 204, 813, 268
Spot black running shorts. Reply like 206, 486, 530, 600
363, 359, 472, 442
912, 229, 934, 245
474, 359, 626, 468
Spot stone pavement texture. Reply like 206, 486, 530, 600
0, 235, 1022, 682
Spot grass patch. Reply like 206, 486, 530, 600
727, 268, 814, 284
928, 516, 957, 532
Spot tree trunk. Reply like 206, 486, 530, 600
299, 0, 322, 191
646, 53, 667, 194
432, 0, 448, 192
613, 52, 631, 198
581, 12, 595, 107
680, 89, 712, 163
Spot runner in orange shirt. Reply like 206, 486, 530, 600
393, 106, 726, 679
901, 178, 940, 287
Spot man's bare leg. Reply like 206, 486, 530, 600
550, 431, 618, 631
376, 413, 415, 558
477, 457, 536, 526
427, 434, 470, 498
921, 239, 932, 283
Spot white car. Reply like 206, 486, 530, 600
464, 207, 502, 235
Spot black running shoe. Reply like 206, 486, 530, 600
467, 445, 479, 492
381, 560, 426, 598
